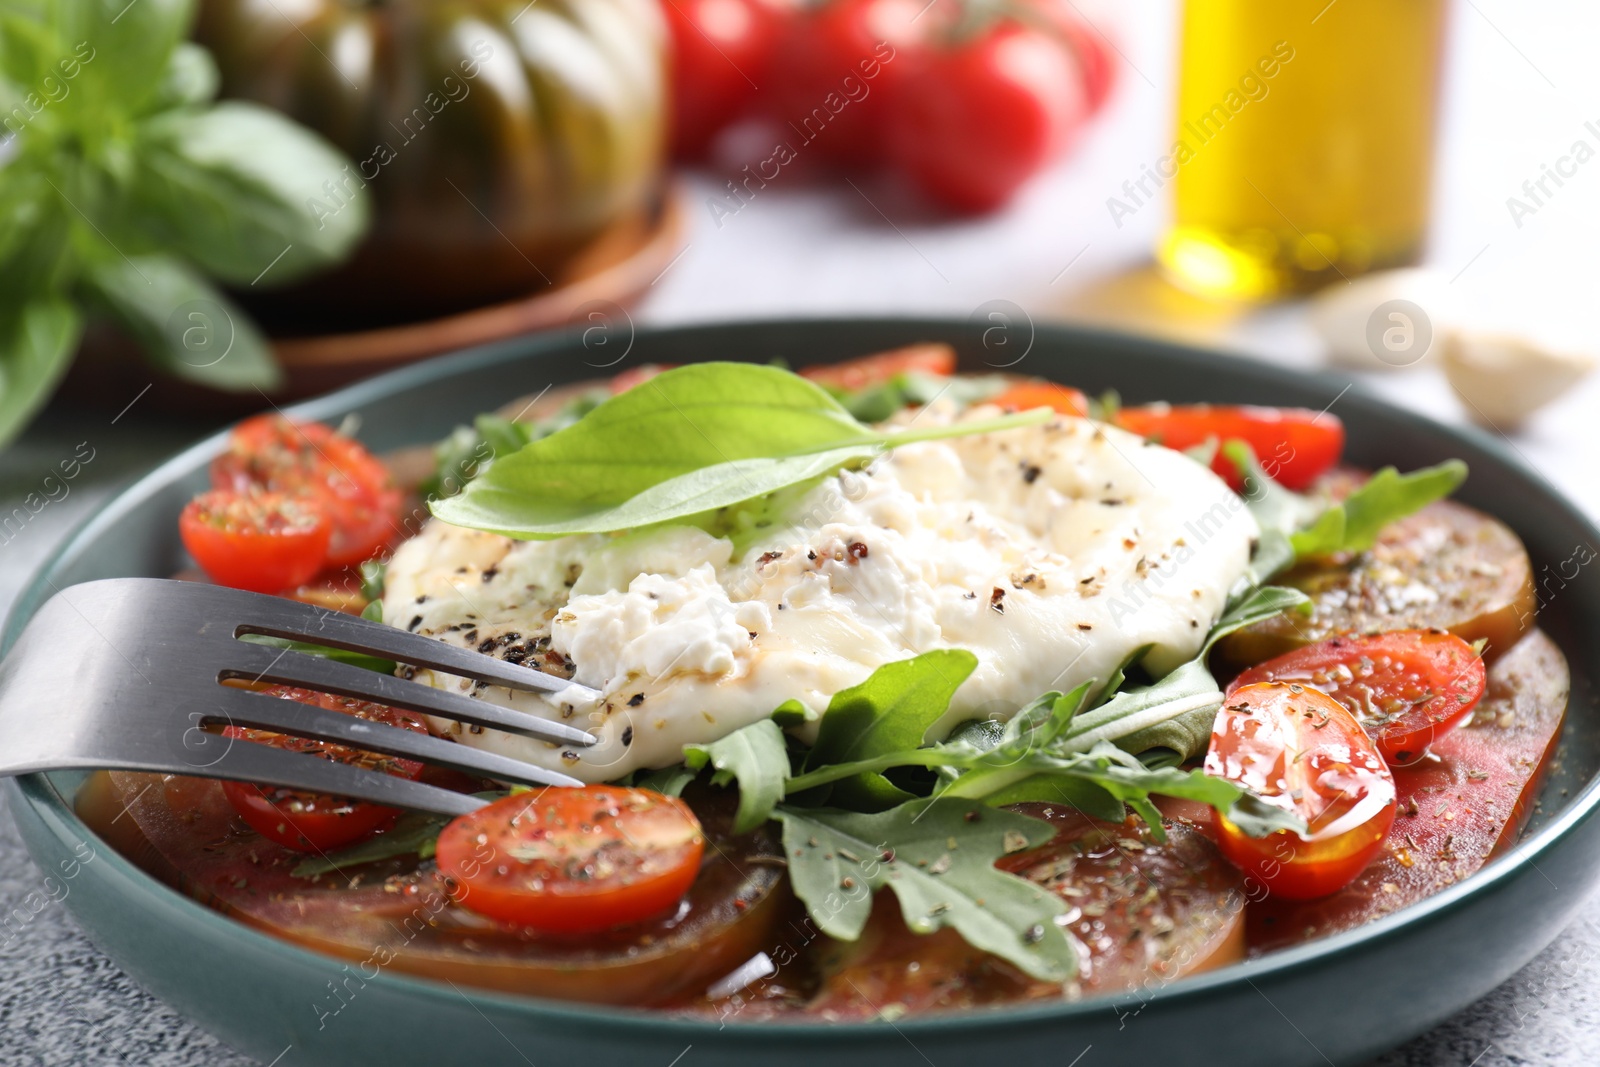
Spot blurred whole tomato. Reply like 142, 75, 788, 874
664, 0, 791, 158
886, 17, 1091, 213
750, 0, 1115, 212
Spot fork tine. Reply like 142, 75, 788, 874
227, 590, 600, 701
213, 686, 586, 790
203, 738, 488, 817
224, 642, 598, 748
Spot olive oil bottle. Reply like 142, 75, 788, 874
1159, 0, 1449, 299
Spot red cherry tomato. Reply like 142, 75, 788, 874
986, 379, 1089, 416
1205, 682, 1397, 900
437, 786, 705, 933
1113, 404, 1345, 492
212, 415, 400, 568
609, 363, 680, 394
1229, 630, 1487, 766
220, 687, 430, 853
663, 0, 789, 158
1029, 0, 1116, 112
886, 20, 1089, 213
799, 343, 956, 392
179, 490, 332, 594
766, 0, 931, 166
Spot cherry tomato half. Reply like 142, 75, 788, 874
221, 687, 429, 853
987, 379, 1089, 416
1229, 630, 1487, 766
1205, 682, 1397, 900
1114, 404, 1345, 493
664, 0, 789, 158
212, 415, 400, 568
799, 343, 957, 392
179, 489, 332, 594
437, 786, 705, 934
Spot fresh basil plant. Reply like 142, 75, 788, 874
0, 0, 370, 445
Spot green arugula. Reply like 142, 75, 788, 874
429, 363, 1051, 539
684, 718, 789, 834
1224, 442, 1468, 566
0, 0, 369, 446
239, 633, 397, 676
290, 809, 453, 879
776, 798, 1075, 982
803, 649, 978, 810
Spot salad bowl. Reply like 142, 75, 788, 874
7, 318, 1600, 1067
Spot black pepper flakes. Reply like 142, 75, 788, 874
622, 725, 634, 747
989, 587, 1006, 613
628, 693, 645, 707
407, 615, 423, 632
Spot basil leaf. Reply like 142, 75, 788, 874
51, 0, 190, 116
151, 41, 219, 110
684, 719, 790, 834
430, 362, 1049, 539
0, 296, 81, 447
776, 798, 1074, 982
805, 650, 978, 811
81, 254, 280, 390
131, 102, 369, 285
1291, 461, 1468, 558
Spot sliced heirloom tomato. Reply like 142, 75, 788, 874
220, 687, 430, 853
798, 343, 957, 393
1229, 630, 1487, 766
438, 786, 705, 934
85, 774, 785, 1005
1218, 487, 1536, 670
1248, 629, 1570, 953
1206, 682, 1397, 901
213, 415, 400, 568
1114, 404, 1344, 492
179, 490, 331, 594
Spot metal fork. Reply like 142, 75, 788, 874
0, 578, 604, 816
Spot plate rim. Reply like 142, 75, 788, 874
9, 314, 1600, 1039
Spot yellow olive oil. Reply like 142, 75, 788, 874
1159, 0, 1449, 299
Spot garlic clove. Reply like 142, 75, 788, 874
1309, 269, 1450, 372
1440, 330, 1596, 430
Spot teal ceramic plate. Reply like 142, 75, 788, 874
7, 320, 1600, 1067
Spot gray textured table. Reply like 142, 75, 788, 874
8, 2, 1600, 1060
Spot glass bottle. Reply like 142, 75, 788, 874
1159, 0, 1450, 299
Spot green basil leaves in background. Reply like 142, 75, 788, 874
0, 0, 370, 445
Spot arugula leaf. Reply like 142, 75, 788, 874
805, 650, 978, 811
632, 765, 699, 797
291, 809, 453, 879
684, 719, 790, 834
359, 559, 386, 602
1223, 441, 1468, 564
239, 633, 397, 676
82, 255, 280, 390
131, 102, 369, 286
1291, 461, 1468, 557
430, 363, 1049, 539
0, 297, 81, 446
929, 685, 1091, 803
776, 798, 1074, 982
